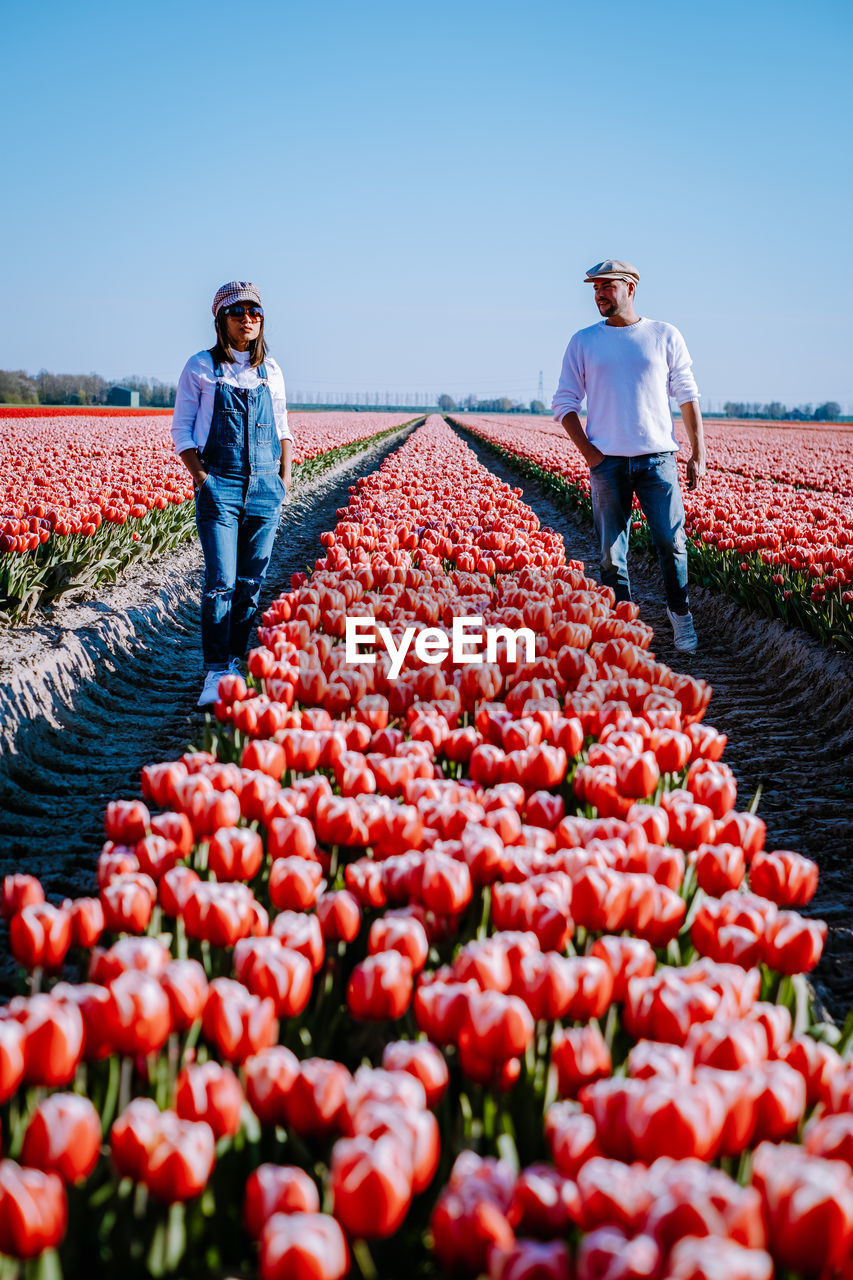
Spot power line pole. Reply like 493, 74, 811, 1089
537, 370, 544, 402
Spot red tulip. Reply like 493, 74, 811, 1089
763, 911, 826, 973
244, 1045, 301, 1126
749, 1060, 807, 1143
10, 994, 84, 1086
105, 799, 150, 843
9, 902, 71, 970
2, 873, 45, 919
0, 1160, 67, 1259
714, 809, 765, 858
804, 1112, 853, 1167
269, 856, 324, 911
616, 751, 660, 799
159, 958, 208, 1030
21, 1092, 102, 1183
0, 1019, 26, 1102
101, 871, 157, 934
490, 1240, 572, 1280
666, 1236, 772, 1280
431, 1155, 515, 1276
347, 951, 414, 1021
381, 1039, 449, 1108
575, 1154, 653, 1228
460, 989, 534, 1062
749, 849, 818, 906
777, 1033, 843, 1107
418, 851, 473, 915
65, 896, 105, 948
545, 1103, 602, 1178
259, 1212, 350, 1280
202, 978, 278, 1064
330, 1132, 413, 1238
150, 810, 194, 857
283, 1057, 351, 1139
207, 826, 263, 881
176, 1061, 243, 1139
553, 1024, 612, 1098
89, 934, 170, 984
159, 865, 200, 916
315, 889, 362, 943
589, 935, 656, 1002
237, 939, 314, 1018
182, 880, 257, 947
507, 1164, 579, 1237
134, 834, 182, 881
109, 969, 172, 1056
112, 1103, 215, 1203
244, 1164, 320, 1240
368, 914, 429, 972
752, 1141, 853, 1274
270, 910, 326, 972
575, 1226, 661, 1280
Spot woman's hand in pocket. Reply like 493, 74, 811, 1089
586, 446, 606, 470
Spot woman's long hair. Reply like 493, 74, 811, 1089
210, 308, 268, 368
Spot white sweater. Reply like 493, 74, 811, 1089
551, 317, 699, 456
171, 347, 293, 455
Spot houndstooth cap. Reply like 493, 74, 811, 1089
212, 281, 262, 317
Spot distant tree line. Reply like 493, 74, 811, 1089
438, 394, 548, 415
721, 400, 842, 421
0, 369, 177, 407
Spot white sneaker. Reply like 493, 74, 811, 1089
228, 656, 243, 676
197, 668, 225, 709
667, 607, 698, 652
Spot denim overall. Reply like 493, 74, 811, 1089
194, 357, 285, 668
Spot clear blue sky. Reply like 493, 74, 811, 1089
3, 0, 851, 409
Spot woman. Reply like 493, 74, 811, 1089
171, 281, 293, 708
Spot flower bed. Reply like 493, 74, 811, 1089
453, 414, 853, 651
0, 418, 848, 1279
0, 413, 416, 623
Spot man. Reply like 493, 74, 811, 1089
551, 259, 706, 651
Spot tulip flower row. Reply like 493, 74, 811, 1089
0, 412, 416, 623
452, 413, 853, 650
0, 417, 847, 1280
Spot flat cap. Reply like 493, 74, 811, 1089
212, 281, 262, 317
584, 259, 640, 285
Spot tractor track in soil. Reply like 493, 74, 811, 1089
455, 424, 853, 1022
1, 415, 851, 1021
0, 423, 418, 988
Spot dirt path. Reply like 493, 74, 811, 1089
455, 426, 853, 1022
0, 425, 417, 905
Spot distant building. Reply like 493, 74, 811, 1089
106, 386, 140, 408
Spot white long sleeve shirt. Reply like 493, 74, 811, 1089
170, 347, 293, 455
551, 317, 700, 456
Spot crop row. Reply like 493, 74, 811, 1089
0, 414, 417, 623
453, 414, 853, 651
0, 418, 848, 1279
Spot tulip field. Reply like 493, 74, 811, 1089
1, 415, 851, 1279
0, 411, 414, 623
452, 414, 853, 651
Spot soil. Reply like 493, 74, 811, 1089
2, 417, 851, 1022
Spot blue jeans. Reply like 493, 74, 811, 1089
195, 470, 286, 667
588, 451, 689, 612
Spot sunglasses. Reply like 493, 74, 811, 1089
223, 304, 263, 320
